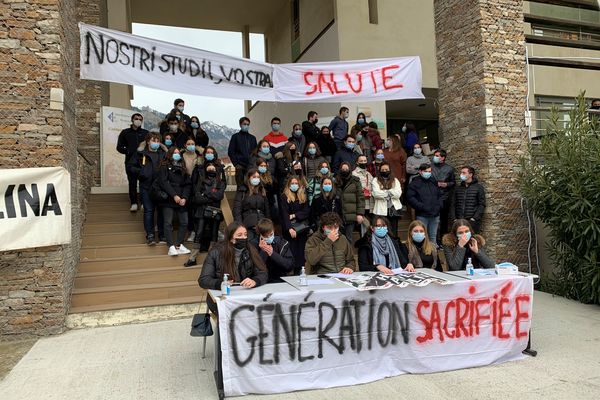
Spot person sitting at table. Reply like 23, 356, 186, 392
251, 218, 294, 283
355, 215, 412, 274
442, 218, 494, 271
305, 212, 356, 275
400, 220, 439, 271
199, 222, 268, 290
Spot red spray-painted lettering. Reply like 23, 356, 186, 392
416, 281, 531, 344
303, 65, 404, 96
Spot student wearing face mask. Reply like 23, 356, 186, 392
400, 220, 439, 270
199, 222, 268, 290
310, 177, 343, 230
366, 122, 384, 152
162, 133, 174, 149
288, 123, 306, 156
306, 160, 332, 205
315, 126, 337, 163
251, 218, 294, 283
305, 212, 355, 275
354, 127, 373, 162
182, 137, 202, 242
402, 122, 419, 155
280, 176, 311, 273
450, 166, 486, 233
184, 161, 226, 267
302, 111, 320, 144
406, 163, 444, 245
233, 169, 271, 241
406, 143, 430, 183
431, 148, 455, 239
250, 139, 278, 201
442, 219, 494, 271
355, 216, 412, 274
275, 142, 301, 188
263, 117, 288, 155
137, 132, 167, 245
383, 135, 407, 186
254, 159, 277, 215
350, 112, 367, 136
352, 155, 375, 224
329, 106, 350, 149
368, 149, 385, 176
332, 135, 359, 173
189, 116, 209, 148
162, 114, 187, 149
228, 117, 257, 188
336, 162, 365, 243
371, 161, 403, 237
302, 141, 326, 182
116, 113, 149, 211
173, 98, 191, 129
157, 147, 192, 256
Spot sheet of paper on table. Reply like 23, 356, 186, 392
325, 273, 354, 279
306, 278, 337, 285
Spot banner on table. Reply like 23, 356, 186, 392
218, 277, 533, 396
0, 167, 71, 251
79, 23, 424, 102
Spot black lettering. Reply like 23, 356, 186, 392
229, 305, 257, 367
350, 299, 366, 353
189, 59, 200, 77
318, 302, 341, 358
256, 303, 275, 365
297, 301, 316, 362
377, 301, 392, 347
176, 56, 187, 74
150, 47, 156, 71
245, 70, 255, 85
159, 54, 174, 73
105, 39, 119, 63
272, 303, 296, 363
85, 32, 104, 64
129, 44, 140, 68
18, 184, 40, 217
338, 300, 355, 351
5, 184, 16, 218
368, 297, 376, 350
118, 42, 130, 66
392, 302, 410, 345
232, 68, 244, 84
139, 47, 151, 71
41, 184, 62, 216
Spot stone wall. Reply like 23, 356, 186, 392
0, 0, 101, 339
434, 0, 529, 266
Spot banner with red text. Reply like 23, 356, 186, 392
217, 276, 533, 396
79, 23, 423, 103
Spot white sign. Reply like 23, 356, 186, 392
100, 106, 136, 189
0, 167, 71, 251
79, 23, 424, 103
218, 276, 533, 396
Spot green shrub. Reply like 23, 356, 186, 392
519, 94, 600, 304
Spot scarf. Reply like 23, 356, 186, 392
372, 234, 402, 270
258, 152, 273, 161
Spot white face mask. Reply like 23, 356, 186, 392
132, 119, 142, 128
169, 124, 178, 133
177, 105, 184, 112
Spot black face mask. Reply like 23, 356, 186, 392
340, 170, 350, 177
233, 239, 247, 250
358, 163, 367, 169
591, 105, 600, 110
380, 171, 391, 179
314, 118, 319, 124
207, 171, 217, 178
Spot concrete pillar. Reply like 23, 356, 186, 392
242, 24, 252, 114
106, 0, 132, 109
434, 0, 529, 266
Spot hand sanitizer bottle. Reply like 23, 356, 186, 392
299, 266, 308, 286
221, 273, 230, 296
466, 258, 474, 276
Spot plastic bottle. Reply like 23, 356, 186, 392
466, 258, 474, 276
221, 273, 231, 296
299, 266, 308, 286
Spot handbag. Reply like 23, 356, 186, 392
190, 312, 213, 337
291, 220, 310, 235
388, 204, 403, 217
203, 205, 224, 221
150, 178, 168, 203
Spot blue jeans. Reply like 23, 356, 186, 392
140, 188, 164, 238
417, 215, 440, 246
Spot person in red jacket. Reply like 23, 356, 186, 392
263, 117, 289, 156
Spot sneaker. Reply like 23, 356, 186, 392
186, 231, 195, 242
183, 258, 197, 268
177, 244, 191, 255
129, 204, 138, 212
168, 245, 179, 256
146, 234, 155, 246
158, 236, 166, 244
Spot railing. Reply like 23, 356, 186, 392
531, 24, 600, 43
528, 107, 600, 137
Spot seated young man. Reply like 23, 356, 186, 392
305, 212, 356, 275
251, 218, 295, 283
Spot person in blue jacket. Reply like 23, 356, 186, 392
228, 117, 257, 187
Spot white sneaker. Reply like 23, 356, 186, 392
130, 204, 138, 212
186, 232, 195, 242
168, 245, 179, 256
177, 244, 191, 255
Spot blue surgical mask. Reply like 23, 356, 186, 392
358, 118, 365, 124
412, 232, 426, 243
293, 130, 302, 137
271, 124, 280, 131
457, 232, 472, 241
250, 177, 261, 186
346, 143, 355, 150
258, 166, 267, 174
264, 234, 275, 245
324, 228, 332, 235
191, 122, 199, 129
322, 184, 333, 192
308, 148, 317, 156
186, 145, 195, 152
261, 147, 270, 155
175, 115, 181, 120
290, 184, 299, 192
240, 124, 250, 132
165, 139, 173, 147
374, 226, 388, 238
356, 134, 363, 142
205, 153, 215, 161
414, 148, 422, 155
460, 174, 468, 182
376, 154, 384, 161
149, 142, 160, 151
422, 172, 432, 180
320, 167, 329, 175
433, 156, 441, 164
172, 153, 182, 162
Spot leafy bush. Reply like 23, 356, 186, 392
519, 94, 600, 304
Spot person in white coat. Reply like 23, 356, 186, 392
371, 161, 403, 237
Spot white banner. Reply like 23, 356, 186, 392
79, 23, 424, 103
218, 277, 533, 396
100, 106, 137, 189
0, 167, 71, 251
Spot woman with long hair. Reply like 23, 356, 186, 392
335, 161, 365, 244
383, 134, 408, 186
371, 161, 403, 236
189, 115, 209, 148
310, 176, 343, 230
275, 141, 301, 190
199, 222, 268, 290
306, 159, 332, 205
280, 175, 311, 273
302, 141, 327, 181
232, 168, 271, 241
442, 219, 494, 271
400, 220, 439, 270
250, 139, 278, 212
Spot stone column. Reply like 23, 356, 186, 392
434, 0, 529, 266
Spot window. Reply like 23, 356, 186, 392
368, 0, 378, 25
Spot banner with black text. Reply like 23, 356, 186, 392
0, 167, 71, 251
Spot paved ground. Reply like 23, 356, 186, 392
1, 290, 599, 400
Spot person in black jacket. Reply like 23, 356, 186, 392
451, 166, 486, 233
116, 113, 148, 211
406, 163, 444, 246
184, 161, 226, 267
310, 177, 343, 230
233, 169, 271, 241
315, 126, 336, 163
332, 135, 359, 173
228, 117, 257, 187
136, 132, 167, 245
251, 218, 294, 283
199, 222, 268, 290
158, 147, 192, 256
280, 175, 311, 273
302, 111, 320, 144
355, 216, 412, 274
162, 113, 188, 149
189, 115, 209, 149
